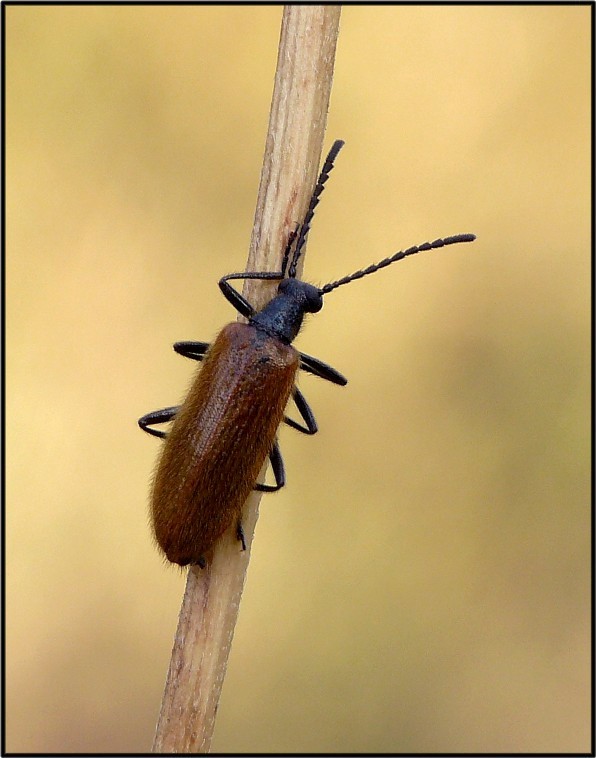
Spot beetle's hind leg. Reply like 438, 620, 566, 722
255, 389, 319, 494
236, 522, 247, 552
255, 441, 285, 492
138, 406, 179, 438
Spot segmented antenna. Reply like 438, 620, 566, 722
320, 234, 477, 294
288, 139, 345, 279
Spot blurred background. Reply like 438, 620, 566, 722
6, 5, 590, 754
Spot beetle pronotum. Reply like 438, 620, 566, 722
139, 140, 475, 567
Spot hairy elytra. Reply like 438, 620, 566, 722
139, 140, 476, 566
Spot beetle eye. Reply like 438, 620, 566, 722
308, 293, 323, 313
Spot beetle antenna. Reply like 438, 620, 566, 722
288, 139, 345, 279
320, 234, 477, 294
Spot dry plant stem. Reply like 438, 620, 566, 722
152, 6, 341, 754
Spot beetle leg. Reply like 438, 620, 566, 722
219, 225, 299, 314
218, 271, 285, 318
283, 387, 318, 435
236, 521, 247, 552
138, 406, 179, 438
255, 441, 285, 492
173, 341, 210, 361
299, 351, 348, 386
218, 275, 255, 317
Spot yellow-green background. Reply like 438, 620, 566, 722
6, 5, 590, 753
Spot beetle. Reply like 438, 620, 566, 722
139, 140, 475, 567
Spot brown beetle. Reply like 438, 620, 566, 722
139, 140, 475, 566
